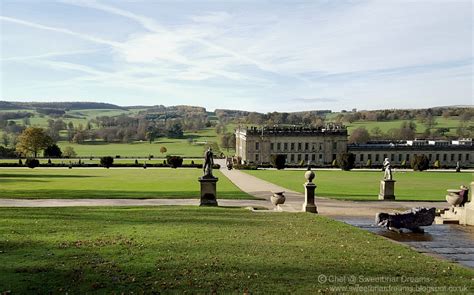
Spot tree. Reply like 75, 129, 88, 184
270, 154, 286, 170
15, 127, 53, 158
220, 133, 236, 152
1, 133, 9, 147
167, 123, 184, 138
43, 144, 62, 158
160, 146, 167, 155
411, 154, 429, 171
166, 155, 183, 168
63, 146, 77, 158
348, 127, 370, 144
337, 153, 355, 171
371, 127, 383, 139
25, 158, 39, 169
100, 156, 114, 168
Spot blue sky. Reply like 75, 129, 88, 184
0, 0, 472, 112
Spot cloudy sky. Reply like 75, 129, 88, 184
0, 0, 472, 112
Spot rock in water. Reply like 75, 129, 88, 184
375, 207, 436, 233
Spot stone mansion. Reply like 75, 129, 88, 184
235, 125, 474, 167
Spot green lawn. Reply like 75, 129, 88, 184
244, 170, 473, 201
0, 169, 254, 199
0, 207, 472, 293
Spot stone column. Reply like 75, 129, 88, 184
379, 180, 396, 200
302, 168, 318, 213
198, 176, 218, 206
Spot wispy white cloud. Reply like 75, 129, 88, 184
1, 48, 102, 61
0, 16, 123, 48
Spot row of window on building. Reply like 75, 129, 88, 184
255, 142, 337, 151
356, 153, 470, 163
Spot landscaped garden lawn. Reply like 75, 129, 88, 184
244, 170, 473, 201
0, 207, 472, 293
0, 168, 253, 199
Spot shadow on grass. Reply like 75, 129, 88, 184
0, 189, 257, 200
0, 173, 97, 178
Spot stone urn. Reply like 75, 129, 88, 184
305, 167, 315, 183
446, 189, 463, 207
271, 191, 286, 206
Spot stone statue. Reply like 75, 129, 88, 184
376, 207, 436, 233
203, 147, 214, 177
383, 158, 392, 180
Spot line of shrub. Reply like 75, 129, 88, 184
0, 162, 221, 169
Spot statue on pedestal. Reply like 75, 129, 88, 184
203, 147, 214, 178
383, 158, 392, 180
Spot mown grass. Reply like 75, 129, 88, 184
244, 170, 473, 201
0, 169, 254, 199
0, 207, 472, 293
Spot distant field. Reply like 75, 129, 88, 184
244, 170, 473, 201
0, 168, 255, 199
51, 124, 232, 157
346, 116, 466, 136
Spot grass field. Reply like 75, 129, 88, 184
244, 170, 473, 201
56, 127, 220, 157
345, 116, 468, 136
0, 207, 472, 293
0, 169, 254, 199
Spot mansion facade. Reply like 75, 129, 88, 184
235, 125, 348, 165
235, 126, 474, 167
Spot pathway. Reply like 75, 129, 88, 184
216, 159, 447, 217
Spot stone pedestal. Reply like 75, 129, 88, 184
198, 176, 218, 206
379, 180, 396, 200
302, 182, 318, 213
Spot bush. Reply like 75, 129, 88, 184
100, 156, 114, 168
337, 152, 355, 171
25, 158, 39, 169
135, 159, 139, 165
270, 154, 286, 170
234, 164, 258, 170
115, 155, 121, 158
19, 159, 23, 165
0, 146, 17, 158
400, 160, 406, 168
43, 144, 62, 158
366, 159, 372, 168
63, 146, 77, 158
411, 154, 429, 171
167, 155, 183, 168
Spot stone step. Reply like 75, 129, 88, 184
435, 208, 449, 216
434, 217, 459, 225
